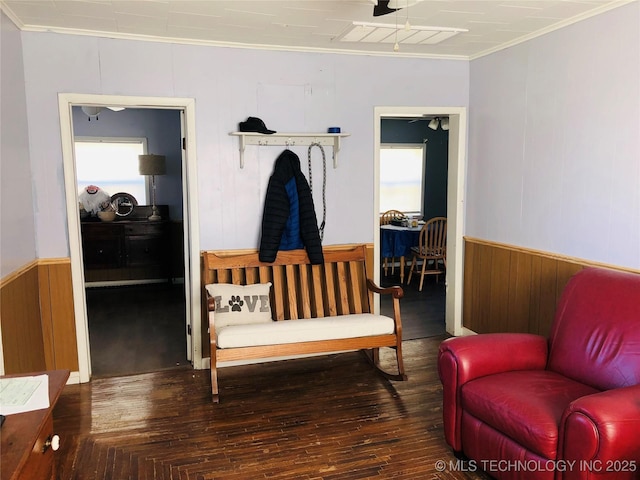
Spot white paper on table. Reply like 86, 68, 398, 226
0, 374, 50, 415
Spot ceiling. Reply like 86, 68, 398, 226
0, 0, 631, 59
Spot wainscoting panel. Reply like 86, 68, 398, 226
462, 237, 637, 336
0, 261, 47, 373
1, 259, 78, 374
39, 259, 79, 371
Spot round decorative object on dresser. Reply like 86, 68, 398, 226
97, 210, 116, 222
111, 192, 137, 217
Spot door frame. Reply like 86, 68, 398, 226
374, 106, 467, 336
58, 93, 201, 383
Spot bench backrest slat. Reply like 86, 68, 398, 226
299, 265, 312, 318
323, 262, 338, 316
203, 245, 372, 320
285, 264, 299, 319
311, 265, 325, 318
336, 262, 350, 314
349, 260, 363, 314
231, 268, 243, 284
272, 266, 286, 320
246, 267, 258, 284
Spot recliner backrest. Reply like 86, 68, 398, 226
547, 267, 640, 390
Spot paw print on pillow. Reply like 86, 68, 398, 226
229, 295, 244, 312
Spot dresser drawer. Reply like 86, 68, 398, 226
81, 220, 170, 282
124, 223, 165, 236
1, 371, 69, 480
82, 238, 123, 269
125, 235, 166, 267
81, 222, 123, 240
13, 415, 55, 480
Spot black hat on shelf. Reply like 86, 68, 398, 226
239, 117, 276, 134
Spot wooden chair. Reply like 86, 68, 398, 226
406, 217, 447, 291
380, 210, 407, 276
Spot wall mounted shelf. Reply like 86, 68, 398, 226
230, 132, 350, 169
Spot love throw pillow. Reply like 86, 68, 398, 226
205, 282, 272, 328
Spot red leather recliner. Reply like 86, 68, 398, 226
438, 267, 640, 480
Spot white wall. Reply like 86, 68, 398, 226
0, 12, 36, 277
467, 2, 640, 269
19, 33, 469, 257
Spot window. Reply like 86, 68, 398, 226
380, 144, 425, 215
75, 137, 148, 203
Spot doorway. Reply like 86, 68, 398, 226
72, 108, 186, 376
378, 117, 448, 339
59, 94, 201, 383
374, 107, 467, 336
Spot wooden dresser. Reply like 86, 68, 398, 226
81, 219, 170, 283
1, 370, 70, 480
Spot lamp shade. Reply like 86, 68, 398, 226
428, 118, 439, 130
440, 117, 450, 130
138, 154, 166, 176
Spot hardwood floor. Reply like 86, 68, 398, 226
85, 282, 188, 377
54, 336, 491, 480
380, 265, 446, 340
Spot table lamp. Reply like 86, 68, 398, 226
138, 154, 166, 221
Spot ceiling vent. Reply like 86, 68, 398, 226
337, 21, 467, 46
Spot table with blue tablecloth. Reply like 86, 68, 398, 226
380, 224, 422, 283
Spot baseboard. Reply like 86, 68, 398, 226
67, 371, 81, 384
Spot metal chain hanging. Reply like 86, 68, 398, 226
307, 142, 327, 242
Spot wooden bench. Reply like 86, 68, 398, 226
203, 244, 407, 403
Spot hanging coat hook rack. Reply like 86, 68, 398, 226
230, 132, 350, 169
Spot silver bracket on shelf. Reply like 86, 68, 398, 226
230, 132, 350, 169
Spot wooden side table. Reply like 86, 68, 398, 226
1, 370, 70, 480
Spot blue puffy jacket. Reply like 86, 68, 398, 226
259, 150, 324, 264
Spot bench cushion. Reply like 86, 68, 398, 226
216, 313, 395, 349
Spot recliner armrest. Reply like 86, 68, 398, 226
438, 333, 548, 385
560, 384, 640, 470
438, 333, 548, 451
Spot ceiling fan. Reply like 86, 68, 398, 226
373, 0, 398, 17
372, 0, 421, 16
407, 116, 449, 130
80, 106, 126, 121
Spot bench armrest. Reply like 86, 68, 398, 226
206, 292, 217, 345
366, 279, 404, 339
207, 292, 216, 313
366, 279, 404, 299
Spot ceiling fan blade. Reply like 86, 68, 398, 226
373, 0, 399, 17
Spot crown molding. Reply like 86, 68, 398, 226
18, 24, 470, 60
0, 8, 468, 61
469, 0, 636, 60
0, 1, 24, 29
